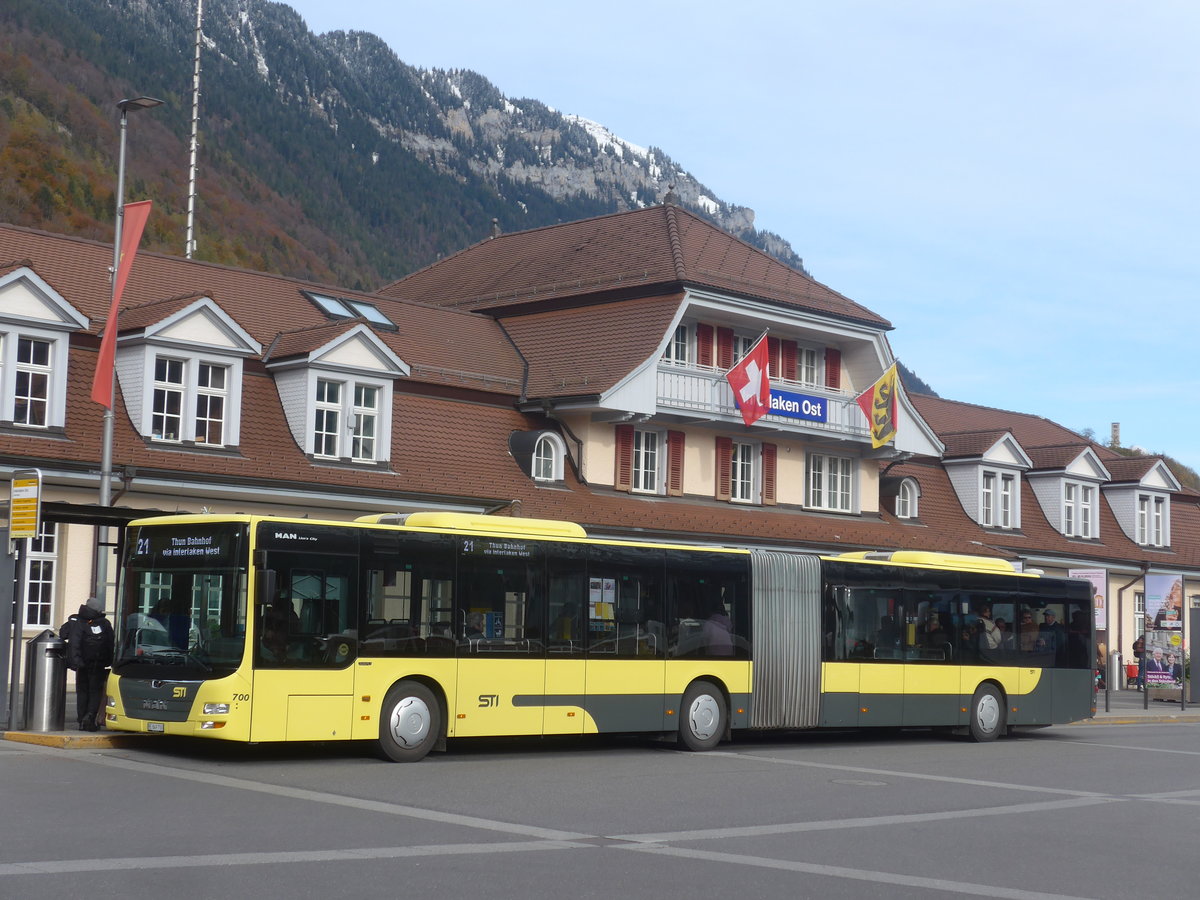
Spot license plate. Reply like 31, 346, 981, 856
147, 722, 165, 733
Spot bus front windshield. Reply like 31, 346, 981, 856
112, 523, 249, 678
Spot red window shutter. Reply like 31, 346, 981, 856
696, 324, 714, 367
783, 341, 798, 381
825, 348, 841, 390
717, 327, 734, 370
715, 436, 732, 501
667, 430, 685, 497
767, 337, 781, 378
762, 442, 777, 506
614, 424, 634, 492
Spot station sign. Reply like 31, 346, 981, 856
768, 389, 829, 423
9, 468, 42, 540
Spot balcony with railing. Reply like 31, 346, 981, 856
656, 363, 869, 440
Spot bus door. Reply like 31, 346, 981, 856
453, 537, 546, 737
854, 587, 904, 727
584, 548, 667, 735
251, 531, 359, 742
544, 549, 587, 735
902, 592, 959, 726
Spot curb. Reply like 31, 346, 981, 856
1, 730, 158, 749
1074, 715, 1200, 726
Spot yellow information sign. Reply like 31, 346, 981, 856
9, 468, 41, 540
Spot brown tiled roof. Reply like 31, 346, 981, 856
911, 395, 1097, 451
502, 293, 684, 398
1103, 456, 1167, 484
1023, 444, 1094, 471
116, 293, 213, 331
939, 430, 1012, 459
267, 321, 374, 362
0, 224, 524, 394
379, 205, 891, 328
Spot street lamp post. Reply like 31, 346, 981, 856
94, 96, 163, 604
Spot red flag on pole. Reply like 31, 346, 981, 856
91, 200, 152, 407
725, 332, 771, 426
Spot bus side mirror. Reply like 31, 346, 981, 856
258, 568, 278, 609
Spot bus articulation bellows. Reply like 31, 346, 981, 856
107, 512, 1096, 760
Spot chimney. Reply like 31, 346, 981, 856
490, 218, 501, 239
1110, 423, 1120, 448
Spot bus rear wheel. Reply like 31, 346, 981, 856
968, 683, 1005, 742
678, 680, 726, 752
379, 680, 440, 762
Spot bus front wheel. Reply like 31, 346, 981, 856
678, 680, 726, 752
968, 683, 1005, 742
379, 680, 440, 762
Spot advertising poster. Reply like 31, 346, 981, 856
1144, 629, 1185, 689
1144, 574, 1183, 630
1069, 569, 1107, 631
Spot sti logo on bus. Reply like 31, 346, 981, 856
478, 694, 500, 707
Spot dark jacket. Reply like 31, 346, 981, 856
64, 604, 115, 671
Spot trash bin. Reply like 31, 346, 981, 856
22, 629, 66, 732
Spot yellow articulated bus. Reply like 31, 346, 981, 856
106, 512, 1095, 761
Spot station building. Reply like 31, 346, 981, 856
0, 204, 1195, 698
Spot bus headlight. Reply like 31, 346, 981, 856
106, 696, 116, 708
202, 703, 230, 715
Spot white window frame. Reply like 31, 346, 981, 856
151, 356, 185, 441
797, 345, 818, 387
195, 362, 228, 446
141, 352, 239, 447
23, 521, 57, 627
313, 378, 344, 459
308, 373, 392, 463
662, 325, 689, 367
808, 453, 854, 512
730, 440, 759, 504
532, 433, 567, 482
981, 468, 1018, 529
896, 478, 920, 519
631, 428, 664, 495
1137, 494, 1168, 546
731, 333, 755, 364
0, 327, 70, 429
1063, 481, 1096, 539
351, 383, 379, 462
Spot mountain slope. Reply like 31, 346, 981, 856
0, 0, 806, 289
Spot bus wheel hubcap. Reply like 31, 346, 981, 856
390, 696, 430, 748
976, 694, 999, 733
688, 694, 719, 740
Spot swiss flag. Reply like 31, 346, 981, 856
725, 333, 771, 426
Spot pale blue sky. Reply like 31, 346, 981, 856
281, 0, 1199, 472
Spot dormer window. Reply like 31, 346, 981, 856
896, 478, 920, 519
148, 355, 233, 445
14, 336, 51, 426
532, 433, 566, 482
1137, 494, 1167, 546
113, 297, 259, 450
1063, 482, 1095, 539
982, 470, 1017, 529
268, 323, 407, 466
0, 266, 89, 431
313, 378, 382, 462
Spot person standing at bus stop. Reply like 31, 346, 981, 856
62, 599, 115, 731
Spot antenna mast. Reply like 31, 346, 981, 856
185, 0, 204, 258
